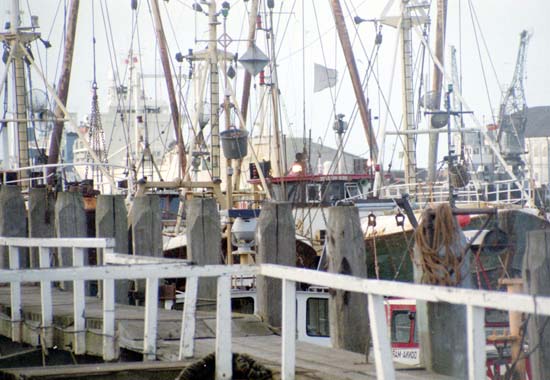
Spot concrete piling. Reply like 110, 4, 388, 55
186, 198, 222, 301
255, 201, 295, 328
0, 186, 27, 268
28, 188, 55, 268
326, 205, 369, 354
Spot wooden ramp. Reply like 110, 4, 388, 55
0, 285, 452, 380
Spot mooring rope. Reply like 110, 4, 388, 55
414, 203, 465, 286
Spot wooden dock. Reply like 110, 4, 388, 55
0, 285, 453, 380
2, 237, 549, 379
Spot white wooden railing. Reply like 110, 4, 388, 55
0, 237, 116, 358
2, 237, 550, 380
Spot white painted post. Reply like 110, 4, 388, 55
97, 247, 112, 300
215, 275, 232, 380
143, 277, 159, 361
367, 294, 396, 380
72, 247, 86, 355
9, 246, 21, 342
38, 247, 53, 348
281, 279, 296, 380
467, 305, 486, 380
103, 278, 116, 361
179, 276, 198, 359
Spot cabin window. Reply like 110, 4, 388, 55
307, 184, 321, 203
306, 298, 329, 337
159, 195, 180, 220
413, 313, 418, 343
391, 310, 414, 343
324, 182, 343, 203
345, 183, 361, 198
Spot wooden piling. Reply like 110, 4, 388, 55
256, 201, 295, 328
524, 230, 550, 380
186, 198, 222, 301
130, 195, 162, 258
0, 186, 27, 269
55, 192, 87, 291
499, 278, 526, 379
413, 205, 471, 378
129, 195, 162, 299
326, 205, 369, 354
96, 195, 129, 304
28, 188, 55, 268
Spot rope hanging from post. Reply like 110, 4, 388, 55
414, 203, 466, 286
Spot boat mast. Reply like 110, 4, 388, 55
234, 0, 258, 190
150, 0, 186, 178
47, 0, 79, 184
427, 0, 447, 183
267, 2, 284, 179
208, 0, 221, 182
329, 0, 379, 162
239, 0, 258, 127
400, 0, 417, 187
9, 0, 31, 183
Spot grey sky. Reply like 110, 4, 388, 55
1, 0, 548, 170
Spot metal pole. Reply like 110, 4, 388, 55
446, 86, 454, 207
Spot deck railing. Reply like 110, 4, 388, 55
1, 237, 550, 380
379, 178, 531, 206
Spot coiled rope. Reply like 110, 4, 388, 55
414, 203, 465, 286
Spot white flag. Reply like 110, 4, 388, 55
313, 63, 338, 92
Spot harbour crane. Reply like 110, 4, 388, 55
496, 30, 530, 178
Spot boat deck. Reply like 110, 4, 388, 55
0, 285, 454, 380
